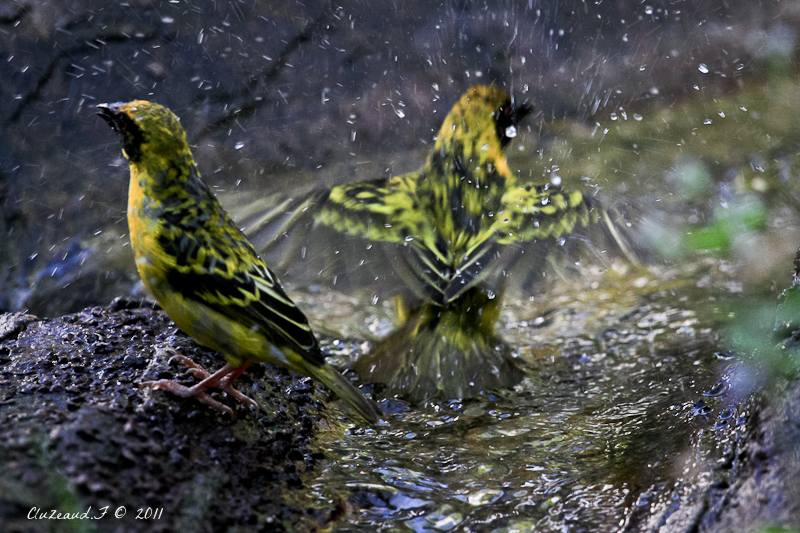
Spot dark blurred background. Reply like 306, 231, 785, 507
1, 0, 799, 317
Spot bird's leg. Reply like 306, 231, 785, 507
141, 353, 258, 419
169, 356, 258, 413
219, 363, 260, 416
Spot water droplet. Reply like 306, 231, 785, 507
467, 489, 504, 506
481, 144, 489, 151
692, 400, 712, 417
703, 119, 712, 125
633, 113, 643, 121
394, 108, 405, 119
698, 63, 709, 73
234, 141, 244, 150
505, 125, 517, 138
487, 291, 496, 299
703, 382, 729, 397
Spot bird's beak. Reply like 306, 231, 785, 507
97, 103, 125, 132
513, 101, 533, 125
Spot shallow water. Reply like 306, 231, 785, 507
304, 260, 744, 531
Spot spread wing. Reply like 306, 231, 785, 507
223, 175, 425, 299
232, 174, 420, 245
224, 178, 638, 307
495, 185, 598, 243
315, 175, 420, 242
395, 185, 640, 304
496, 184, 641, 267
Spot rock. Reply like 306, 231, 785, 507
0, 304, 353, 532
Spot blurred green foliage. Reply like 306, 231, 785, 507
685, 196, 767, 254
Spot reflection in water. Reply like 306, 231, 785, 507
304, 261, 744, 531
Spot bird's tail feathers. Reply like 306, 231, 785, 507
299, 359, 382, 424
353, 298, 528, 404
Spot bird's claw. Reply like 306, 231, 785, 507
141, 350, 259, 419
168, 354, 213, 380
141, 378, 236, 418
220, 373, 260, 415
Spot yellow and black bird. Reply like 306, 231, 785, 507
98, 100, 381, 423
241, 85, 638, 403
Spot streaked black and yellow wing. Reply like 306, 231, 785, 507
156, 206, 325, 365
